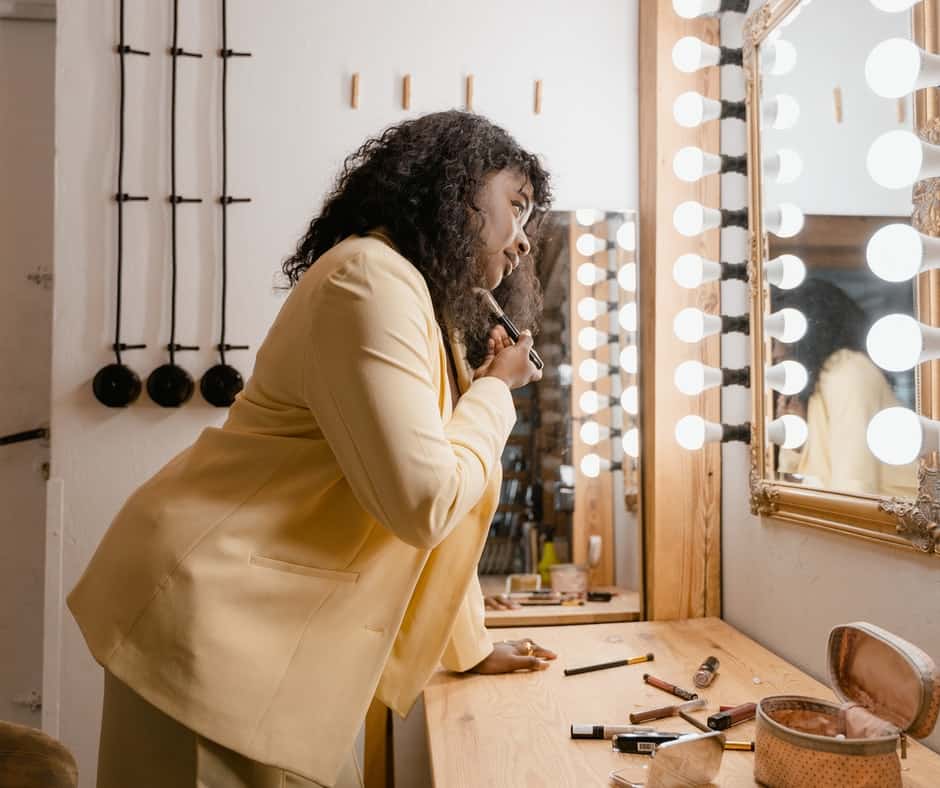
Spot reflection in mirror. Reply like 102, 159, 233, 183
760, 0, 917, 498
478, 210, 642, 615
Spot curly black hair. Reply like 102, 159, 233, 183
282, 110, 553, 367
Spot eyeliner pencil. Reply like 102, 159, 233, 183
476, 288, 544, 370
564, 653, 654, 677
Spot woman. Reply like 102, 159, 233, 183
69, 111, 557, 788
774, 278, 917, 497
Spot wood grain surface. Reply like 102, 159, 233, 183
424, 619, 940, 787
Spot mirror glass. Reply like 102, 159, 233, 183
760, 0, 918, 498
478, 210, 643, 615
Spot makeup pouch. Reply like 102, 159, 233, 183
754, 622, 940, 788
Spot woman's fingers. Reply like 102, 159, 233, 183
509, 654, 551, 671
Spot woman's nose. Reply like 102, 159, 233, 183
516, 232, 531, 256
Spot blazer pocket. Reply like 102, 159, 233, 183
249, 553, 360, 583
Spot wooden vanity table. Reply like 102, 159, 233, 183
422, 618, 940, 787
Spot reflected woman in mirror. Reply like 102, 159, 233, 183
68, 111, 557, 788
773, 278, 917, 498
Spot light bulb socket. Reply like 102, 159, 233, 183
721, 367, 751, 388
720, 100, 746, 121
720, 154, 747, 175
719, 0, 750, 12
720, 208, 748, 228
718, 47, 744, 67
720, 314, 750, 335
720, 262, 749, 282
721, 423, 752, 444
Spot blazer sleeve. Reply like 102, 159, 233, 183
440, 573, 493, 672
303, 249, 516, 550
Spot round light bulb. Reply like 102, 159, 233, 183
620, 345, 638, 374
580, 420, 603, 446
673, 253, 721, 289
867, 130, 929, 189
867, 407, 923, 465
559, 464, 575, 486
617, 263, 638, 292
672, 0, 721, 19
765, 308, 807, 343
767, 149, 803, 184
577, 262, 607, 286
867, 224, 924, 282
673, 91, 721, 128
766, 360, 808, 395
621, 385, 639, 415
577, 296, 608, 322
773, 414, 809, 450
763, 39, 797, 76
618, 303, 637, 332
577, 233, 608, 257
767, 203, 805, 238
673, 307, 720, 343
674, 360, 708, 396
579, 390, 602, 415
675, 415, 707, 450
557, 363, 573, 387
674, 146, 719, 182
870, 0, 924, 11
674, 201, 718, 236
765, 254, 806, 290
866, 314, 923, 371
865, 39, 922, 99
763, 93, 800, 131
578, 327, 606, 351
576, 208, 605, 227
672, 36, 717, 73
581, 453, 603, 478
578, 359, 610, 383
616, 221, 636, 251
622, 428, 639, 458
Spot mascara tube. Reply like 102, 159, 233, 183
570, 724, 659, 740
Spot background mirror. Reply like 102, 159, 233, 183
478, 210, 643, 615
761, 0, 918, 498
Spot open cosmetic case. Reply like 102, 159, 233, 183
754, 622, 940, 787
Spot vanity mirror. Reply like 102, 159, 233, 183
478, 210, 644, 608
745, 0, 940, 551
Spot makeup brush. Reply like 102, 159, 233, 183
474, 288, 544, 370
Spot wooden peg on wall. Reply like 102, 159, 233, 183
350, 73, 359, 109
833, 86, 843, 124
898, 97, 907, 124
402, 74, 411, 110
466, 74, 474, 111
534, 79, 543, 115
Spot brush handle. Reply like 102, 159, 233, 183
495, 314, 544, 370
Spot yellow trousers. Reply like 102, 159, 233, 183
97, 671, 363, 788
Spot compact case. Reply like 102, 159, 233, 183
754, 622, 940, 788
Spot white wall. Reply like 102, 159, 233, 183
50, 0, 637, 782
721, 3, 940, 754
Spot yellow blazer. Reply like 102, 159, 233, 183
67, 235, 515, 786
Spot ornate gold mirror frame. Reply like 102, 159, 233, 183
744, 0, 940, 554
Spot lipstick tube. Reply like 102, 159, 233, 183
570, 724, 662, 739
643, 673, 698, 701
708, 702, 757, 731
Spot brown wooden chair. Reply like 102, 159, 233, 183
0, 721, 78, 788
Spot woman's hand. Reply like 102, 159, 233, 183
479, 329, 542, 390
473, 325, 514, 380
483, 593, 521, 611
468, 639, 557, 674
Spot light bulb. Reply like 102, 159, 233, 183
618, 303, 638, 332
674, 360, 722, 395
764, 308, 807, 343
867, 130, 940, 189
579, 390, 602, 415
762, 39, 797, 76
621, 385, 639, 415
557, 363, 573, 387
765, 360, 808, 395
672, 36, 721, 73
577, 233, 611, 257
578, 296, 611, 322
866, 314, 940, 371
578, 359, 614, 383
580, 420, 608, 446
559, 464, 575, 486
674, 91, 722, 127
622, 428, 639, 458
764, 203, 804, 238
673, 201, 722, 236
764, 149, 803, 185
867, 224, 940, 282
673, 253, 722, 289
762, 93, 800, 130
767, 414, 808, 449
616, 221, 636, 251
577, 262, 609, 286
867, 407, 939, 465
870, 0, 923, 11
673, 308, 722, 343
675, 415, 724, 450
581, 453, 611, 478
765, 254, 806, 290
673, 147, 721, 182
618, 263, 638, 292
865, 39, 940, 99
672, 0, 721, 18
620, 345, 638, 374
576, 208, 606, 226
578, 327, 612, 351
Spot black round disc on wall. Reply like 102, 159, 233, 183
200, 363, 244, 407
146, 363, 195, 408
92, 363, 142, 408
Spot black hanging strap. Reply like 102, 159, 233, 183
0, 428, 48, 446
